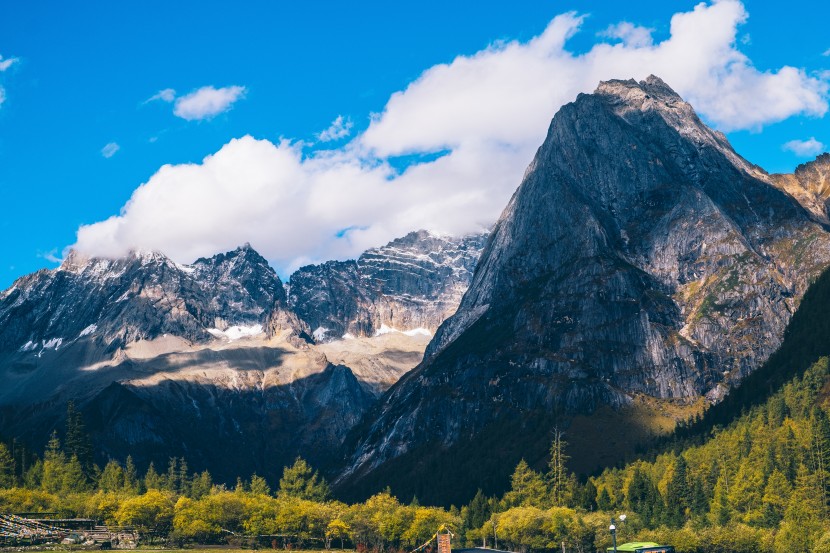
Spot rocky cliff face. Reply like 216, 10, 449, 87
337, 76, 830, 505
288, 230, 488, 341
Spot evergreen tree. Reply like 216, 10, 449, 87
689, 475, 708, 517
144, 462, 163, 490
768, 395, 788, 427
177, 457, 190, 495
761, 468, 791, 526
65, 401, 93, 474
278, 457, 331, 501
41, 431, 66, 493
249, 473, 271, 495
626, 467, 663, 526
0, 443, 14, 488
664, 456, 690, 528
22, 459, 40, 488
811, 406, 830, 510
775, 465, 825, 551
574, 479, 597, 511
464, 489, 491, 532
166, 457, 178, 492
189, 470, 213, 499
547, 428, 570, 507
711, 473, 731, 526
63, 454, 89, 493
124, 455, 140, 493
597, 487, 612, 511
503, 459, 547, 508
99, 459, 125, 492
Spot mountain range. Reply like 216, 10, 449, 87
0, 231, 486, 483
1, 76, 829, 506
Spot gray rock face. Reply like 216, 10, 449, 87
288, 230, 488, 340
338, 77, 830, 504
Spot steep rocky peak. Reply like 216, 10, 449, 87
588, 76, 761, 179
770, 153, 830, 225
194, 242, 269, 269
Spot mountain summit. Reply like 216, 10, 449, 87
337, 76, 830, 505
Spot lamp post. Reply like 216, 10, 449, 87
609, 518, 617, 553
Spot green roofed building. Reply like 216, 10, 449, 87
607, 543, 675, 553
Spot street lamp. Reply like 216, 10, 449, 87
609, 518, 617, 553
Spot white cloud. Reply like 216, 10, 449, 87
0, 55, 17, 72
101, 142, 120, 158
173, 85, 246, 120
39, 249, 63, 264
823, 48, 830, 57
0, 54, 17, 108
782, 137, 826, 157
147, 88, 176, 103
317, 115, 353, 142
602, 22, 654, 48
72, 1, 830, 274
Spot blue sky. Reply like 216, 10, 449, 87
1, 1, 829, 288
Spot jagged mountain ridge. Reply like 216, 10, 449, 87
0, 231, 483, 483
288, 230, 488, 341
336, 76, 830, 505
0, 244, 287, 362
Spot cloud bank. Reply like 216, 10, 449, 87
73, 1, 830, 274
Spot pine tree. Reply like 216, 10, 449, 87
177, 457, 190, 495
166, 457, 178, 492
547, 428, 570, 507
810, 406, 830, 511
41, 431, 66, 493
503, 459, 548, 508
249, 473, 271, 495
774, 465, 825, 551
190, 470, 213, 499
124, 455, 140, 493
711, 473, 731, 526
597, 487, 612, 511
277, 457, 330, 501
761, 468, 791, 526
575, 479, 597, 511
65, 401, 93, 474
144, 462, 163, 490
63, 454, 89, 493
99, 459, 125, 492
626, 467, 663, 526
0, 443, 14, 488
664, 456, 690, 528
464, 489, 491, 532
